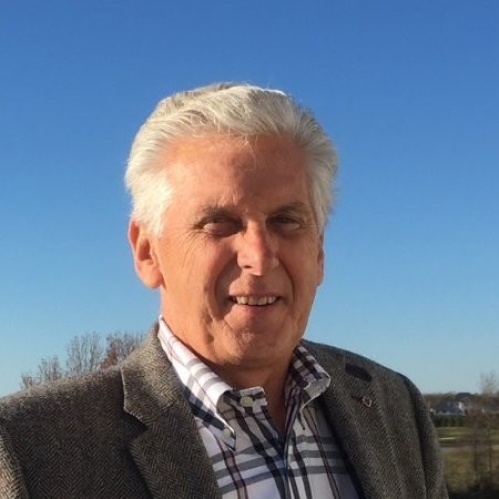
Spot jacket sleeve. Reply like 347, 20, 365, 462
403, 377, 448, 499
0, 427, 29, 499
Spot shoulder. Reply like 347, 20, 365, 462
304, 340, 436, 453
304, 339, 402, 378
0, 366, 134, 489
303, 339, 422, 400
0, 358, 158, 497
0, 367, 123, 432
0, 327, 161, 425
303, 343, 447, 497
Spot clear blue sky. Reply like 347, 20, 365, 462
1, 1, 498, 397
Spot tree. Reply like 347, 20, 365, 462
20, 331, 144, 389
100, 332, 144, 369
66, 332, 104, 377
470, 371, 499, 491
21, 356, 64, 389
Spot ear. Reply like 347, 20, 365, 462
128, 219, 163, 289
316, 234, 325, 286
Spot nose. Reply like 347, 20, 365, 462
236, 223, 278, 276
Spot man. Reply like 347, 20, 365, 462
0, 83, 447, 498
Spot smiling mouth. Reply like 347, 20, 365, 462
230, 296, 278, 306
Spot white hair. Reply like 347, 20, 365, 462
125, 82, 337, 236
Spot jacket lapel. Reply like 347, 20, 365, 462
120, 332, 408, 498
309, 343, 404, 499
121, 329, 221, 499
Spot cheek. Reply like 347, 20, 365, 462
210, 250, 238, 292
185, 243, 236, 295
155, 237, 205, 291
290, 242, 323, 284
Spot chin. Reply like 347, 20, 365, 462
230, 339, 292, 363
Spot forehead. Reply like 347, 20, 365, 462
163, 133, 309, 189
158, 134, 317, 224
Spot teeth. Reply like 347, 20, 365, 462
233, 296, 277, 306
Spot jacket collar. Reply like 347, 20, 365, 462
307, 341, 405, 499
121, 328, 221, 499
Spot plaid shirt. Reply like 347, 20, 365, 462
159, 320, 358, 499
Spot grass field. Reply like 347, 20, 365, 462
437, 427, 499, 497
437, 427, 499, 447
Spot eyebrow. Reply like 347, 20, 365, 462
198, 201, 312, 217
196, 205, 236, 220
270, 202, 312, 215
194, 202, 315, 225
191, 205, 236, 229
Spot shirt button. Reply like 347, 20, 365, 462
240, 396, 254, 408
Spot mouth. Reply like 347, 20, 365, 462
230, 295, 279, 306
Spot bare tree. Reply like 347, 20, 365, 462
480, 372, 499, 397
66, 333, 104, 377
480, 372, 499, 489
20, 356, 64, 389
100, 332, 144, 369
20, 331, 144, 389
470, 371, 499, 491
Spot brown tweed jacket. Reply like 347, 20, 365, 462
0, 329, 448, 499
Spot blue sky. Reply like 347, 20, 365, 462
1, 1, 498, 397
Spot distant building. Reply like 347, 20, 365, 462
431, 400, 468, 416
426, 392, 499, 417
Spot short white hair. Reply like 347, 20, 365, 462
125, 83, 337, 236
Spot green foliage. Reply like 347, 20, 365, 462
433, 415, 467, 428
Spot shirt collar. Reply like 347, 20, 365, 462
286, 344, 331, 407
158, 318, 232, 412
158, 317, 331, 414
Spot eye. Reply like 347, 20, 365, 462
202, 218, 241, 237
269, 215, 302, 232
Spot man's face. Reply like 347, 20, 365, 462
130, 134, 324, 378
